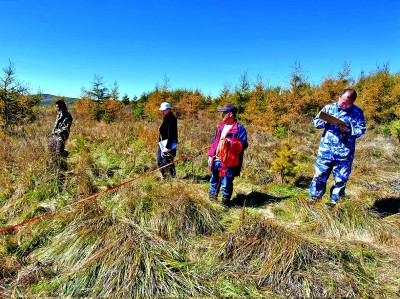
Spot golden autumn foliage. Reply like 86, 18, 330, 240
75, 97, 97, 119
356, 68, 400, 125
101, 100, 121, 122
28, 63, 400, 136
174, 91, 206, 118
144, 90, 164, 121
75, 98, 122, 123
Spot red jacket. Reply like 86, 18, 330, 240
208, 121, 248, 177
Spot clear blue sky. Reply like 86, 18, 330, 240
1, 0, 399, 99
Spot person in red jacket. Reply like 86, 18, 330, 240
208, 104, 248, 206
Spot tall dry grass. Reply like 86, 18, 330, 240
0, 105, 399, 298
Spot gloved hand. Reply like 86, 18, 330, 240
161, 149, 171, 159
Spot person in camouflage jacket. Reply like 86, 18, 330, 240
50, 100, 73, 158
309, 89, 366, 208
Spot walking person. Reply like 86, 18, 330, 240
208, 104, 248, 206
158, 102, 178, 179
309, 89, 366, 208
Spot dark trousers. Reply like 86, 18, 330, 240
157, 148, 176, 178
48, 134, 69, 157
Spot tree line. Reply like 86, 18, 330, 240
1, 61, 399, 137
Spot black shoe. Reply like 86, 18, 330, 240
221, 197, 231, 207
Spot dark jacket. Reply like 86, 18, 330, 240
159, 111, 178, 149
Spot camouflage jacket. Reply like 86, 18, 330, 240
52, 109, 73, 141
313, 102, 366, 161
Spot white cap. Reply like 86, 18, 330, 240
159, 102, 171, 111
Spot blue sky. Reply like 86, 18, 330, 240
1, 0, 399, 99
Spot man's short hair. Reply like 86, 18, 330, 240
341, 89, 357, 101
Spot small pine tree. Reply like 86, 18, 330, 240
271, 139, 298, 184
122, 94, 130, 105
0, 62, 41, 133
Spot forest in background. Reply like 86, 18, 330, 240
0, 62, 399, 298
1, 62, 400, 139
72, 63, 400, 138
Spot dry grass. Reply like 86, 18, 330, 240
0, 105, 399, 298
32, 197, 218, 297
220, 213, 382, 298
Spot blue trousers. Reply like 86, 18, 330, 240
309, 156, 352, 202
209, 161, 234, 199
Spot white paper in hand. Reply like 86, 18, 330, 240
159, 139, 177, 152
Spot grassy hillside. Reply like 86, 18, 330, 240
0, 106, 399, 298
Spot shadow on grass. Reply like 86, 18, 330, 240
371, 197, 400, 218
182, 174, 211, 183
293, 175, 313, 189
232, 191, 290, 208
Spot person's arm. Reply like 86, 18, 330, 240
347, 110, 366, 138
208, 128, 219, 168
237, 125, 248, 151
60, 114, 72, 134
313, 108, 329, 129
52, 113, 61, 134
165, 117, 177, 150
54, 112, 72, 138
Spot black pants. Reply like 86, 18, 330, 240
48, 135, 69, 157
48, 135, 68, 171
157, 148, 176, 178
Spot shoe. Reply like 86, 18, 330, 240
325, 200, 337, 209
221, 196, 231, 207
209, 193, 217, 201
309, 196, 321, 205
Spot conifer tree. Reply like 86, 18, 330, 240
271, 139, 298, 185
122, 94, 130, 105
0, 62, 40, 133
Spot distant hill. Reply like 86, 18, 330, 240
41, 94, 77, 106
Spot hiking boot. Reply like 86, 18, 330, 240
209, 193, 217, 202
325, 200, 337, 209
221, 196, 231, 207
309, 196, 321, 205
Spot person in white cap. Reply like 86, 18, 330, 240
158, 102, 178, 178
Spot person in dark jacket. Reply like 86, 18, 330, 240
50, 100, 73, 157
208, 104, 248, 206
158, 102, 178, 178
